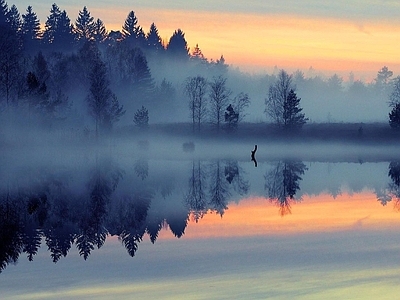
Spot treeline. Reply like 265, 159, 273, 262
0, 1, 231, 137
2, 1, 400, 137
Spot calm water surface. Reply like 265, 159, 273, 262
1, 141, 400, 299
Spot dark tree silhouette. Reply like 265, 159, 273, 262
282, 89, 308, 130
191, 43, 207, 63
122, 11, 145, 48
92, 18, 107, 45
133, 105, 149, 129
166, 29, 189, 60
389, 76, 400, 109
86, 56, 125, 136
42, 4, 74, 50
224, 160, 250, 195
22, 5, 41, 50
389, 103, 400, 130
0, 13, 22, 107
74, 6, 95, 43
0, 197, 23, 273
0, 0, 8, 26
387, 161, 400, 210
146, 22, 163, 52
7, 5, 22, 42
109, 194, 151, 257
265, 70, 308, 130
265, 161, 308, 216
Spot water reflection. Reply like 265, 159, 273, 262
378, 161, 400, 209
264, 161, 308, 216
1, 155, 400, 273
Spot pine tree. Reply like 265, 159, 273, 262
166, 29, 189, 60
146, 22, 163, 52
282, 89, 308, 130
56, 10, 74, 48
191, 44, 206, 63
87, 58, 124, 136
122, 11, 145, 47
132, 51, 154, 99
93, 18, 107, 44
42, 4, 74, 49
7, 5, 21, 35
389, 103, 400, 130
133, 105, 149, 129
0, 0, 8, 27
74, 6, 95, 43
22, 6, 41, 43
42, 3, 61, 44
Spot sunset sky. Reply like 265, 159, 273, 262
12, 1, 400, 80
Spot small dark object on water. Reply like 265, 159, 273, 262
251, 145, 257, 167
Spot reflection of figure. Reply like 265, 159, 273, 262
251, 145, 257, 167
264, 161, 308, 216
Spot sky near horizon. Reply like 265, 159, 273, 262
10, 0, 400, 80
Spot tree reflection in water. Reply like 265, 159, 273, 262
383, 161, 400, 210
185, 160, 249, 222
0, 156, 252, 271
264, 161, 308, 216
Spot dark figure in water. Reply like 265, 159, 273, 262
251, 145, 257, 167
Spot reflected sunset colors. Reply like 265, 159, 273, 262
181, 192, 400, 240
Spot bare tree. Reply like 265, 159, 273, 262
265, 69, 307, 130
184, 76, 207, 132
265, 70, 293, 127
209, 75, 231, 131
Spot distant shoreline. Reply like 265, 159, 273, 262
119, 122, 400, 145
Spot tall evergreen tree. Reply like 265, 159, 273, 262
56, 10, 74, 48
265, 69, 308, 130
42, 4, 74, 49
87, 58, 125, 136
132, 50, 154, 99
389, 103, 400, 130
122, 11, 145, 47
282, 89, 308, 130
0, 2, 22, 107
74, 6, 95, 43
191, 44, 206, 63
166, 29, 189, 60
22, 6, 41, 47
42, 3, 61, 45
7, 5, 21, 35
0, 0, 8, 27
92, 18, 107, 44
146, 22, 163, 52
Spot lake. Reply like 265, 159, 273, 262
1, 138, 400, 299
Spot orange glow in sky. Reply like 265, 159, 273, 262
97, 8, 400, 79
157, 192, 400, 240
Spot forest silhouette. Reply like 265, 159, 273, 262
1, 1, 400, 140
1, 153, 400, 272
